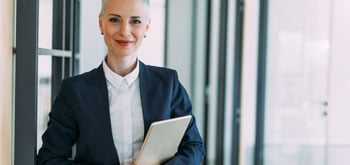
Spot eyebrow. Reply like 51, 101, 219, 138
107, 14, 144, 19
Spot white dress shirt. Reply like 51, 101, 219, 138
102, 60, 144, 164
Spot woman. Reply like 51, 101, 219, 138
37, 0, 205, 164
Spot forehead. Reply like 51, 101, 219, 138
104, 0, 147, 17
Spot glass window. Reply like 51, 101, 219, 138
15, 0, 80, 162
36, 0, 80, 152
264, 0, 331, 164
37, 56, 52, 151
38, 0, 53, 49
37, 0, 53, 152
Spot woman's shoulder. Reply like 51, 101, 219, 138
141, 62, 178, 77
61, 65, 104, 88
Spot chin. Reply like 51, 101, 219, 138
110, 51, 136, 57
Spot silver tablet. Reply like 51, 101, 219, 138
135, 115, 192, 165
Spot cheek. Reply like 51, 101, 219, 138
104, 24, 119, 35
133, 27, 147, 37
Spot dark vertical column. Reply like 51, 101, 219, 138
64, 57, 71, 78
66, 0, 73, 52
70, 0, 80, 76
66, 0, 74, 76
72, 0, 81, 75
203, 0, 212, 164
216, 0, 229, 164
231, 0, 245, 164
163, 0, 169, 66
15, 0, 39, 164
52, 0, 65, 101
254, 0, 269, 165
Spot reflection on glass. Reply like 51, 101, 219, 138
265, 0, 331, 164
37, 56, 52, 151
38, 0, 53, 49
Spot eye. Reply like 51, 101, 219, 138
109, 17, 121, 23
131, 19, 142, 25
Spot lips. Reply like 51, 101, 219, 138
115, 40, 133, 46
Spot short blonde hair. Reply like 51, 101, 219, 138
100, 0, 150, 15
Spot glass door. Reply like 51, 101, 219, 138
264, 0, 331, 164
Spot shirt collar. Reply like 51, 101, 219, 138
102, 59, 139, 88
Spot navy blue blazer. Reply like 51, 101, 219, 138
37, 61, 205, 165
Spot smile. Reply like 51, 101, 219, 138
115, 40, 133, 46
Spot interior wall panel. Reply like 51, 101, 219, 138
0, 0, 14, 164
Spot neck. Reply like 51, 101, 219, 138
105, 55, 137, 77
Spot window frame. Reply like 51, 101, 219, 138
14, 0, 80, 164
254, 0, 269, 165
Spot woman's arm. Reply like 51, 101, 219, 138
163, 72, 205, 165
37, 80, 79, 165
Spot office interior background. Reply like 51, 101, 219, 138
0, 0, 349, 164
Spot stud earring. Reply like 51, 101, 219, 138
144, 35, 146, 38
101, 32, 104, 35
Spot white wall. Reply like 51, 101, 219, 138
0, 0, 13, 164
165, 0, 193, 93
79, 0, 106, 73
328, 0, 350, 164
138, 0, 165, 67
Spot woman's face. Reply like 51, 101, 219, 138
99, 0, 150, 57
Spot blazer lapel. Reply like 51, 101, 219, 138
139, 62, 152, 137
95, 65, 119, 162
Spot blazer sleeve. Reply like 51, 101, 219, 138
163, 71, 205, 165
37, 80, 80, 165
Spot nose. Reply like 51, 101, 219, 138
119, 21, 131, 37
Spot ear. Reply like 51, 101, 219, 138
99, 14, 104, 33
145, 19, 151, 33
